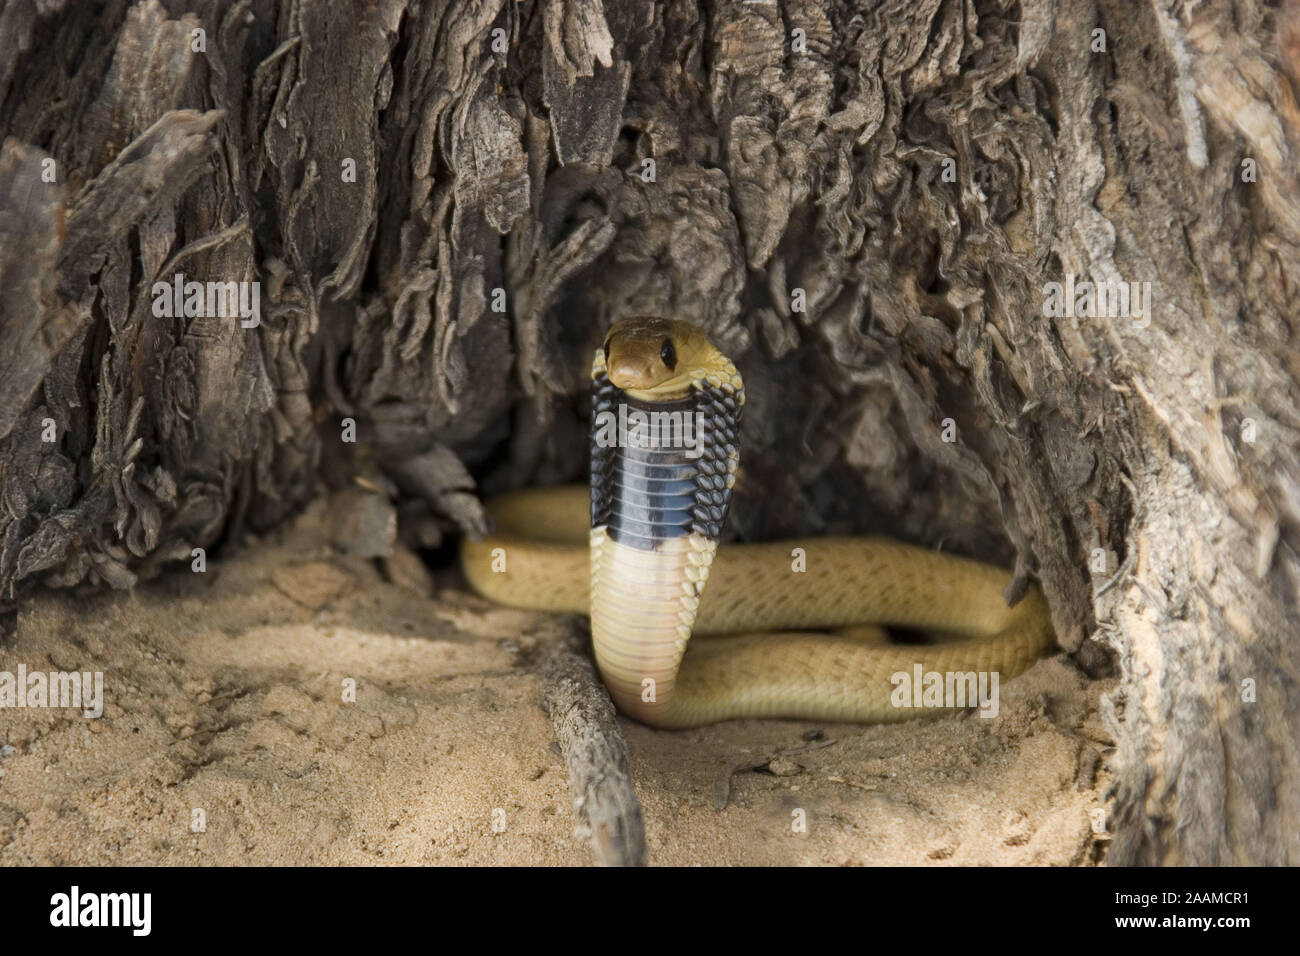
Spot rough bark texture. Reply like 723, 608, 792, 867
1, 0, 1298, 865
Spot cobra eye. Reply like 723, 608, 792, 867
603, 341, 611, 364
660, 338, 677, 370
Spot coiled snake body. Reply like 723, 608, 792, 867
462, 318, 1055, 729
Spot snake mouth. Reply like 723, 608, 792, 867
607, 359, 662, 391
607, 362, 697, 399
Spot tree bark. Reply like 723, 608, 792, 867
1, 0, 1298, 865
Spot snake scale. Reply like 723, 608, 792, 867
462, 317, 1055, 729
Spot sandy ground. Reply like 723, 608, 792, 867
0, 497, 1112, 866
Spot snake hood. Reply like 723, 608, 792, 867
589, 317, 745, 724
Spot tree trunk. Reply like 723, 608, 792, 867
2, 0, 1297, 865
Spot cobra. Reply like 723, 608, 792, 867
461, 317, 1055, 729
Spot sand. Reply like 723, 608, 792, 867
0, 497, 1112, 865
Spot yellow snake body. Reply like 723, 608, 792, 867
462, 318, 1055, 729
